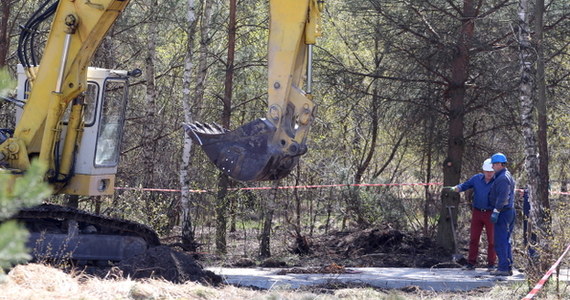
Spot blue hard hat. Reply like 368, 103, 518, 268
491, 153, 507, 163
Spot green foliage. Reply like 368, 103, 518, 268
0, 160, 51, 279
0, 160, 52, 219
110, 189, 173, 236
0, 221, 31, 268
0, 68, 16, 97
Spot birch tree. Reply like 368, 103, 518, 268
179, 0, 199, 251
141, 0, 159, 221
193, 0, 213, 118
518, 0, 551, 274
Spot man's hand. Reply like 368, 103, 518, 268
443, 186, 458, 192
491, 209, 500, 223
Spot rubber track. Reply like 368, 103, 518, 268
13, 204, 161, 246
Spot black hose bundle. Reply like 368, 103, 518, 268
17, 0, 59, 67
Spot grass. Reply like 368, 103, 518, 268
2, 263, 570, 300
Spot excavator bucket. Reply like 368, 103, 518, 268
183, 119, 301, 181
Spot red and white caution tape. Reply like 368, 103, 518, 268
116, 183, 570, 195
522, 243, 570, 300
515, 189, 570, 196
549, 191, 570, 196
115, 187, 207, 193
115, 182, 442, 193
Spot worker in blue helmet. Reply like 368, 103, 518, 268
488, 152, 516, 276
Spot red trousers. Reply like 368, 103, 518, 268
468, 209, 496, 266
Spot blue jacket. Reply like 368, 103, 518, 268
457, 173, 494, 210
489, 168, 515, 210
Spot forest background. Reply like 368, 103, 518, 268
0, 0, 569, 276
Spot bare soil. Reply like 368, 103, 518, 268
211, 226, 456, 270
74, 245, 221, 285
117, 245, 222, 285
313, 226, 453, 268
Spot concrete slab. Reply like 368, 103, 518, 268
205, 267, 528, 291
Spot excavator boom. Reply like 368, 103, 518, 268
185, 0, 323, 181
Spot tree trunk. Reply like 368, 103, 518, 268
260, 183, 278, 258
222, 0, 236, 129
142, 0, 158, 182
65, 195, 79, 208
423, 117, 434, 235
518, 0, 550, 274
179, 0, 199, 252
93, 29, 115, 68
350, 71, 381, 227
94, 196, 102, 215
560, 168, 568, 202
534, 0, 551, 227
215, 173, 229, 254
214, 0, 237, 254
142, 0, 158, 222
229, 195, 237, 233
436, 0, 475, 253
290, 164, 311, 254
0, 1, 11, 67
193, 0, 213, 118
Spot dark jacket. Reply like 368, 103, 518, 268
489, 168, 515, 210
457, 173, 494, 210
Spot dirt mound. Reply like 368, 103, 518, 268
319, 227, 450, 268
336, 227, 405, 256
216, 227, 451, 269
118, 246, 222, 285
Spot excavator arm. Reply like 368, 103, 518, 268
185, 0, 323, 181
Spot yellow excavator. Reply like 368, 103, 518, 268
0, 0, 322, 262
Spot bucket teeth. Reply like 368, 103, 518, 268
183, 122, 228, 143
212, 122, 226, 133
187, 122, 228, 135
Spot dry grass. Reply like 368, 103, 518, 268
2, 263, 569, 300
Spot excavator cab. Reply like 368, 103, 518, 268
13, 65, 135, 195
185, 0, 323, 181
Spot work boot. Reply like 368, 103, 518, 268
462, 263, 475, 270
490, 269, 512, 276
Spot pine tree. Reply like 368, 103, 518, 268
0, 67, 52, 280
0, 160, 51, 280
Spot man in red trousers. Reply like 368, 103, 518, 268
450, 158, 496, 270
